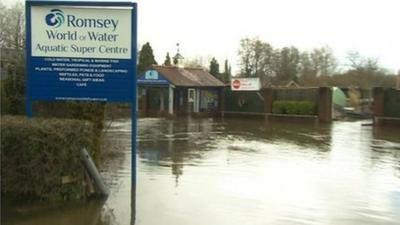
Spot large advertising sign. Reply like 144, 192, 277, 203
26, 1, 136, 103
231, 77, 261, 91
26, 0, 138, 186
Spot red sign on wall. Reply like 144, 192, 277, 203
232, 79, 241, 89
230, 78, 261, 91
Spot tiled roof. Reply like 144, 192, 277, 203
151, 65, 225, 87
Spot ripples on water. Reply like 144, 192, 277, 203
3, 118, 400, 225
136, 118, 400, 225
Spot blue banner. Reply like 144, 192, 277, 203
137, 70, 170, 86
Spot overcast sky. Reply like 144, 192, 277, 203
3, 0, 399, 73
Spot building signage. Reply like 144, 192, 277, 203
26, 0, 138, 187
144, 70, 159, 80
26, 1, 136, 103
231, 78, 261, 91
137, 69, 170, 85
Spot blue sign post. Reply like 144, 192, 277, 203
25, 0, 138, 189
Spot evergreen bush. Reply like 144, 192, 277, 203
1, 116, 94, 201
272, 101, 316, 115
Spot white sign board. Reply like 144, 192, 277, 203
144, 70, 159, 80
231, 78, 261, 91
31, 6, 132, 59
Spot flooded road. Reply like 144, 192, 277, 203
135, 118, 400, 225
3, 118, 400, 225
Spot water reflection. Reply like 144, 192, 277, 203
373, 125, 400, 144
370, 124, 400, 180
137, 118, 333, 180
3, 118, 400, 225
136, 118, 400, 225
2, 199, 108, 225
137, 118, 216, 186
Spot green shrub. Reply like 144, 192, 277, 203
272, 101, 316, 115
31, 101, 105, 164
272, 101, 285, 114
298, 101, 316, 115
1, 75, 26, 115
1, 116, 94, 201
285, 101, 298, 114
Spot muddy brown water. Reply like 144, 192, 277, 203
3, 118, 400, 225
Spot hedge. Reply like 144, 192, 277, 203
1, 116, 94, 201
272, 100, 316, 115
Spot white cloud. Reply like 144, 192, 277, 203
3, 0, 399, 73
137, 0, 399, 73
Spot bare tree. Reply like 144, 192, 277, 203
0, 2, 25, 49
183, 56, 208, 69
238, 37, 274, 78
310, 46, 337, 77
346, 50, 379, 72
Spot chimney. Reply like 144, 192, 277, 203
173, 43, 184, 68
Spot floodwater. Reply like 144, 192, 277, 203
3, 118, 400, 225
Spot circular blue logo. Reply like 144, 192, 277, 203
45, 9, 64, 28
